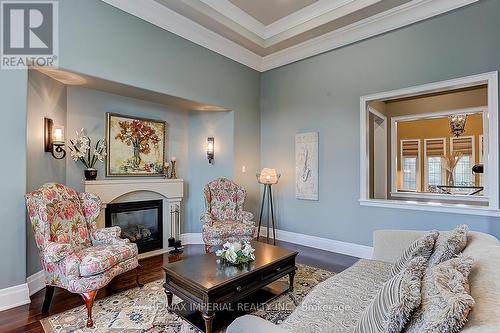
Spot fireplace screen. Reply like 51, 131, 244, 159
105, 200, 163, 253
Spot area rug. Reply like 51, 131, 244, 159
41, 264, 334, 332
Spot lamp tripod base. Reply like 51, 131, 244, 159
256, 184, 276, 245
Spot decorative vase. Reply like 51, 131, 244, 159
447, 171, 454, 186
84, 169, 98, 181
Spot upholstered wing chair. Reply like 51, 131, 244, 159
201, 178, 256, 252
25, 183, 141, 328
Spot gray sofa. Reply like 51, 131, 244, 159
227, 230, 500, 333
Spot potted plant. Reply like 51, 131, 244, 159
68, 128, 106, 180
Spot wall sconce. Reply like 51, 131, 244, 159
44, 117, 66, 159
207, 137, 214, 164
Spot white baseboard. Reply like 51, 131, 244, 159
27, 270, 45, 296
180, 232, 204, 244
181, 230, 374, 259
258, 229, 373, 259
0, 283, 30, 312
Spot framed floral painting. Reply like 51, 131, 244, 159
106, 113, 166, 177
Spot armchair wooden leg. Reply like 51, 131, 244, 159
81, 290, 98, 328
136, 266, 144, 287
42, 285, 55, 314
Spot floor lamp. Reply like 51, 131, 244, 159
256, 168, 280, 245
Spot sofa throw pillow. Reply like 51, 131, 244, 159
427, 224, 469, 268
391, 231, 438, 276
404, 255, 475, 333
354, 256, 427, 333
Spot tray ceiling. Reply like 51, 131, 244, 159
101, 0, 478, 71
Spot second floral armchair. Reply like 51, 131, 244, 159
201, 177, 256, 252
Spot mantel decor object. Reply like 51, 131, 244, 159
170, 156, 177, 179
68, 128, 106, 181
216, 241, 255, 265
256, 168, 280, 245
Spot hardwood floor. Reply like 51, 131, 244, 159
0, 240, 358, 333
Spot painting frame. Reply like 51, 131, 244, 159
106, 112, 166, 177
295, 132, 319, 200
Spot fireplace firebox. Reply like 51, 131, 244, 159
105, 200, 163, 254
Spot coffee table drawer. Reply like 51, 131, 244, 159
261, 260, 295, 281
212, 276, 260, 302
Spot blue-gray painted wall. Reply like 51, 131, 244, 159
260, 0, 500, 246
1, 0, 259, 289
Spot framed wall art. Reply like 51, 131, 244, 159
295, 132, 319, 200
106, 113, 166, 177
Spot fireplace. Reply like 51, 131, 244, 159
105, 200, 163, 254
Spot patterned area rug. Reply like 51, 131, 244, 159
41, 264, 334, 332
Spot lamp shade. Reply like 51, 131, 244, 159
257, 168, 280, 184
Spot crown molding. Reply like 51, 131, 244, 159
101, 0, 262, 71
261, 0, 478, 71
101, 0, 478, 72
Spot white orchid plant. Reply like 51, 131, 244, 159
68, 128, 107, 169
216, 241, 255, 265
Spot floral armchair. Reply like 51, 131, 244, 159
201, 178, 256, 252
25, 183, 140, 328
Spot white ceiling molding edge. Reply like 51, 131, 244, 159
101, 0, 263, 71
101, 0, 477, 72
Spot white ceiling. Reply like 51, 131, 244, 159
101, 0, 478, 71
229, 0, 318, 25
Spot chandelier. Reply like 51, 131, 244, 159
449, 114, 467, 137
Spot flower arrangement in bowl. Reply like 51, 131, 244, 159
68, 128, 107, 180
216, 241, 255, 265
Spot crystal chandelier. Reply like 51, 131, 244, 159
449, 114, 467, 137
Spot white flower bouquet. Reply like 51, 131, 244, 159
216, 241, 255, 265
68, 128, 107, 169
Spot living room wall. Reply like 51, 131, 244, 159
26, 71, 68, 276
260, 0, 500, 247
0, 0, 259, 290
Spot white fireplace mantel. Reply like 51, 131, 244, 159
84, 178, 184, 258
83, 178, 183, 204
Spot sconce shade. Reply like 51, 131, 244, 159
257, 168, 280, 184
53, 125, 65, 144
207, 137, 214, 164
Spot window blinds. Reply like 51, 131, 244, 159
425, 138, 445, 156
452, 136, 473, 155
402, 140, 419, 156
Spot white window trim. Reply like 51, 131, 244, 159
399, 139, 421, 192
423, 137, 446, 192
360, 71, 499, 216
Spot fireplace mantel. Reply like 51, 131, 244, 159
83, 178, 183, 204
83, 178, 184, 258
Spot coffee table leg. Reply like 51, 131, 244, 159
163, 283, 173, 312
288, 271, 296, 292
202, 312, 215, 333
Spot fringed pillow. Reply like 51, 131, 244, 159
427, 224, 468, 268
354, 256, 427, 333
391, 231, 438, 276
404, 255, 475, 333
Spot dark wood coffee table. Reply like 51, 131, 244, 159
162, 241, 298, 333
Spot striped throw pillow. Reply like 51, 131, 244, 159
354, 256, 427, 333
391, 231, 439, 276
